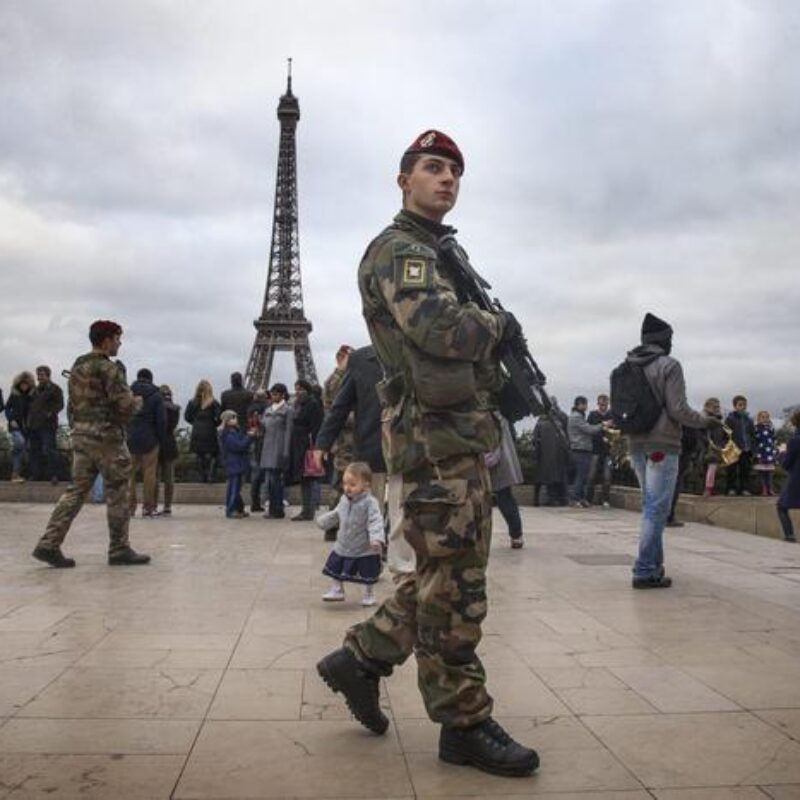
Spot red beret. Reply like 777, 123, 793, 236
89, 320, 122, 342
403, 129, 464, 172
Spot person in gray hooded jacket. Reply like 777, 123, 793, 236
625, 313, 718, 589
567, 396, 607, 507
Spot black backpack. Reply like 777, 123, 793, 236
610, 360, 662, 434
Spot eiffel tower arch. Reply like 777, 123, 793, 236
245, 60, 318, 392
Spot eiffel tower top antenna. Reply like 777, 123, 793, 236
243, 62, 318, 392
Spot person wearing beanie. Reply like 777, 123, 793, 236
316, 131, 538, 778
623, 312, 720, 589
33, 319, 151, 568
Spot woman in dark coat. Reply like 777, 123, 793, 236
5, 371, 35, 482
157, 385, 181, 513
531, 401, 570, 506
185, 379, 221, 482
777, 408, 800, 543
287, 379, 323, 520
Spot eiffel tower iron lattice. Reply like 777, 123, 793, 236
245, 60, 318, 392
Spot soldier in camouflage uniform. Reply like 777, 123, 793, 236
32, 320, 151, 568
317, 131, 538, 777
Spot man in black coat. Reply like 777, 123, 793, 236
314, 345, 414, 575
127, 368, 166, 517
27, 366, 64, 484
316, 346, 384, 474
221, 372, 254, 430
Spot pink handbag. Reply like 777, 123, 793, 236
302, 438, 325, 478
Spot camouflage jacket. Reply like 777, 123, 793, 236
68, 351, 138, 441
358, 210, 503, 474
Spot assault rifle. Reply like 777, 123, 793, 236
438, 234, 569, 450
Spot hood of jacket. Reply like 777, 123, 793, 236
131, 380, 159, 400
626, 343, 666, 366
11, 371, 35, 395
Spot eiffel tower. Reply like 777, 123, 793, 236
245, 60, 318, 392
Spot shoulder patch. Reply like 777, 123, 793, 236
392, 241, 436, 292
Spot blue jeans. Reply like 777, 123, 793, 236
569, 450, 593, 503
29, 427, 58, 481
631, 449, 680, 578
10, 430, 27, 475
587, 453, 612, 504
225, 474, 243, 517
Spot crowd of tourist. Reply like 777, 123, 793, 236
3, 361, 798, 544
528, 392, 793, 506
8, 128, 800, 781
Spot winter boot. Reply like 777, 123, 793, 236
439, 717, 539, 777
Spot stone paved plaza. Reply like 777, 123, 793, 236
1, 501, 800, 799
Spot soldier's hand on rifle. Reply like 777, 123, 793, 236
498, 311, 522, 343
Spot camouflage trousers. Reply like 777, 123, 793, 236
38, 434, 132, 556
345, 453, 493, 728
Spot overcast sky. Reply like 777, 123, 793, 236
1, 0, 798, 425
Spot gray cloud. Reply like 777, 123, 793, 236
1, 0, 798, 424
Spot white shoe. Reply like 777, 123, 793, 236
361, 589, 377, 607
322, 586, 345, 602
602, 501, 610, 509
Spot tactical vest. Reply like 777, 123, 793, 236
68, 352, 128, 437
359, 213, 500, 473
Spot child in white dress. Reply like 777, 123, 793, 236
316, 462, 385, 606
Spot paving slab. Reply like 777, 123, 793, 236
0, 501, 799, 798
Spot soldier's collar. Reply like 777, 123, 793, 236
395, 209, 456, 241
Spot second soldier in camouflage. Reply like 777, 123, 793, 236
33, 320, 151, 568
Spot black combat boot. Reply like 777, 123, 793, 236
439, 717, 539, 777
632, 574, 672, 589
32, 546, 76, 568
108, 547, 151, 566
316, 647, 388, 734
